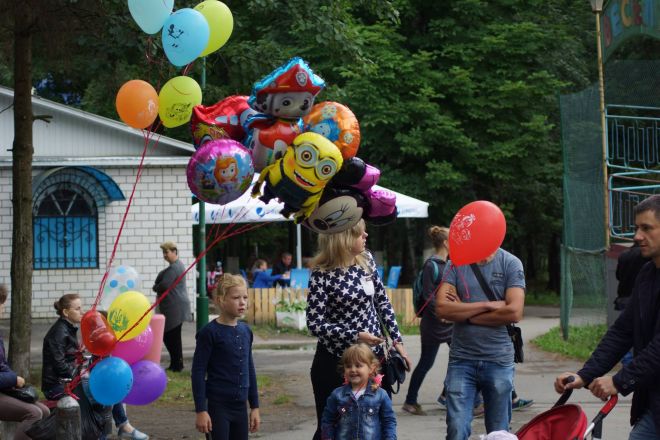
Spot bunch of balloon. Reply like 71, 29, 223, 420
87, 290, 167, 406
448, 200, 507, 266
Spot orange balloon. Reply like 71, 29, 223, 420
303, 101, 360, 159
116, 80, 159, 129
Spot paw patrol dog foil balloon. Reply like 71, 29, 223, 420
244, 117, 302, 172
303, 101, 360, 159
251, 132, 342, 222
247, 57, 325, 119
191, 96, 256, 148
187, 139, 254, 205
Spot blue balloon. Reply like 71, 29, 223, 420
162, 9, 210, 67
128, 0, 174, 35
89, 357, 133, 405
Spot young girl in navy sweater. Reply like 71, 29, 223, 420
191, 274, 260, 440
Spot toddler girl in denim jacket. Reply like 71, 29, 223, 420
321, 343, 397, 440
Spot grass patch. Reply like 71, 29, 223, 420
396, 314, 420, 335
250, 323, 311, 339
531, 324, 607, 361
155, 372, 273, 406
272, 394, 292, 405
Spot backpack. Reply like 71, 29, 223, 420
413, 257, 444, 314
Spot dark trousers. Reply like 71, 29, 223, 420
207, 400, 249, 440
163, 323, 184, 371
311, 343, 343, 440
405, 341, 446, 405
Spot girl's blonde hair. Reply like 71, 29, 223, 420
214, 273, 247, 300
54, 293, 80, 317
311, 219, 370, 271
428, 225, 449, 251
340, 343, 381, 390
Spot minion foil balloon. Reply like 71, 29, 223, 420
251, 132, 343, 223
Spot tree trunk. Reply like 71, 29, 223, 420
9, 0, 35, 378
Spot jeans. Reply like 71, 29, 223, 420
444, 358, 514, 440
405, 341, 442, 405
629, 410, 660, 440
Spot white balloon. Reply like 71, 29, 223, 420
101, 265, 140, 310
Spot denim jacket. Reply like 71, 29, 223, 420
321, 380, 397, 440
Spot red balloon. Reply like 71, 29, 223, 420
81, 310, 117, 356
449, 201, 506, 266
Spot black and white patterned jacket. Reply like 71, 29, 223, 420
306, 252, 402, 358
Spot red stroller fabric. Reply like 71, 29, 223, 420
516, 403, 588, 440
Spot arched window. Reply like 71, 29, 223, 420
33, 183, 98, 269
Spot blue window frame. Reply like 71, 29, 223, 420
33, 184, 98, 269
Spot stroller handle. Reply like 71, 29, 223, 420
553, 375, 576, 408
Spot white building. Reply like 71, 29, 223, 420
0, 86, 196, 318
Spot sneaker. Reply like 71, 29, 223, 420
402, 403, 427, 416
472, 403, 485, 418
117, 427, 149, 440
437, 395, 447, 408
512, 398, 534, 411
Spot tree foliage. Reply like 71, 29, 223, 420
0, 0, 603, 287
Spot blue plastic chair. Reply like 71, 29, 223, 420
289, 268, 311, 289
376, 266, 384, 282
386, 266, 402, 289
240, 269, 248, 281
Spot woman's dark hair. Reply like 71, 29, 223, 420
0, 284, 7, 305
54, 293, 80, 317
428, 226, 449, 250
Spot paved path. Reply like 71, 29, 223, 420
2, 306, 631, 439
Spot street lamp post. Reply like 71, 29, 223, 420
590, 0, 610, 249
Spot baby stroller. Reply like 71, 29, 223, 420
515, 377, 618, 440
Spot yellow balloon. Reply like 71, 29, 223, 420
194, 0, 233, 56
107, 291, 153, 341
158, 76, 203, 128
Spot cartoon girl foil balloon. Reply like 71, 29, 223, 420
190, 96, 257, 149
187, 139, 254, 205
303, 101, 360, 160
244, 57, 325, 172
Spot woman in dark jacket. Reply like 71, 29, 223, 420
42, 293, 148, 439
0, 284, 50, 440
402, 226, 452, 415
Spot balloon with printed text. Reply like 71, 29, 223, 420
107, 291, 153, 341
448, 200, 506, 266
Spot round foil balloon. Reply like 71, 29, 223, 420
304, 188, 366, 234
101, 265, 140, 311
449, 200, 506, 266
303, 101, 360, 159
187, 139, 254, 205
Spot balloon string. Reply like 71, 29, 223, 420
115, 220, 268, 343
93, 127, 161, 310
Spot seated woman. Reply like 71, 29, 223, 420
251, 259, 289, 288
0, 285, 50, 440
41, 293, 149, 440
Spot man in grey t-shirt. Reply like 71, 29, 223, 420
437, 248, 525, 440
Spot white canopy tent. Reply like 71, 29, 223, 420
191, 174, 429, 267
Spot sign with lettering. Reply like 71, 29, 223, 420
602, 0, 659, 62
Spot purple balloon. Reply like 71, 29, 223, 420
187, 139, 254, 205
111, 325, 154, 365
123, 360, 167, 405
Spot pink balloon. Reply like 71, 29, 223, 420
111, 325, 154, 365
